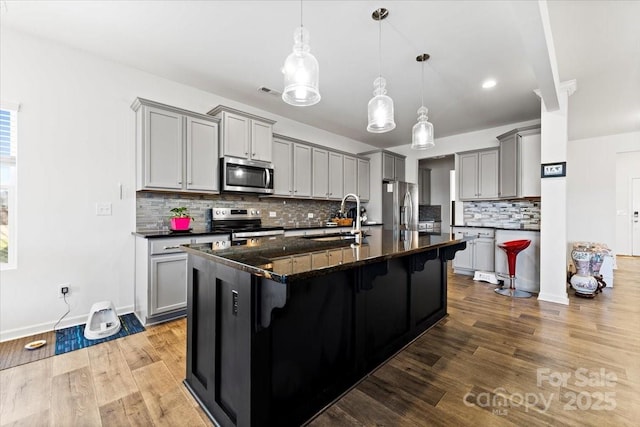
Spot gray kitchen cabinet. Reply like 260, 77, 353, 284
451, 227, 495, 275
419, 168, 431, 204
313, 149, 344, 200
328, 152, 344, 200
132, 98, 220, 192
497, 125, 542, 198
312, 148, 329, 198
343, 155, 358, 196
208, 105, 275, 163
518, 132, 541, 197
134, 234, 229, 325
293, 143, 312, 197
458, 148, 499, 200
150, 253, 187, 315
273, 136, 311, 197
382, 152, 406, 181
497, 125, 541, 198
357, 158, 370, 201
498, 133, 518, 198
273, 138, 293, 196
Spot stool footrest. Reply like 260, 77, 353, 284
494, 288, 532, 298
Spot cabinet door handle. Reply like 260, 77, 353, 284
163, 245, 181, 250
252, 152, 256, 156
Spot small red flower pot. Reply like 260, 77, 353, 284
170, 217, 191, 231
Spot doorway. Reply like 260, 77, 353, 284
633, 178, 640, 256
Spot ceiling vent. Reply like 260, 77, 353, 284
258, 86, 282, 96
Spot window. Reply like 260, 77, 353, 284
1, 104, 18, 269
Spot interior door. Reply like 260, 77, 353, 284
633, 178, 640, 256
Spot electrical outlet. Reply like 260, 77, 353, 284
58, 284, 70, 298
269, 211, 277, 218
307, 213, 314, 219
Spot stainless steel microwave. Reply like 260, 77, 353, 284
220, 156, 274, 194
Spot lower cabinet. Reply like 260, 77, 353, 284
451, 227, 495, 274
135, 234, 229, 325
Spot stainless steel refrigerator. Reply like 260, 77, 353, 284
382, 180, 419, 236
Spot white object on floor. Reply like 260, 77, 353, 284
84, 300, 121, 340
473, 270, 499, 285
600, 254, 615, 288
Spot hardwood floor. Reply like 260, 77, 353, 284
1, 257, 638, 426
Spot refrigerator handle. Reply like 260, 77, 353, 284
404, 191, 413, 226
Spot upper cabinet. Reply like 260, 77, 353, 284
458, 148, 499, 200
132, 98, 220, 193
272, 136, 312, 197
343, 155, 358, 196
382, 152, 405, 181
311, 150, 344, 200
497, 125, 541, 198
356, 158, 370, 201
274, 133, 367, 201
207, 105, 275, 163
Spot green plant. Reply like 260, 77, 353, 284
170, 207, 192, 218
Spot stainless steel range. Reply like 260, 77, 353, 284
209, 207, 284, 241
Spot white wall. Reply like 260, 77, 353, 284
0, 29, 375, 340
567, 131, 640, 255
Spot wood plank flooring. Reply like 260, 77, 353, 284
1, 256, 638, 426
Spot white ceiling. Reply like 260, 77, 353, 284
1, 1, 638, 147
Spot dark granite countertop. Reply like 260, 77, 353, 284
131, 229, 230, 238
132, 223, 383, 239
181, 227, 466, 284
451, 225, 541, 232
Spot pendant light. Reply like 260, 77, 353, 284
367, 8, 395, 133
411, 53, 435, 149
282, 0, 320, 106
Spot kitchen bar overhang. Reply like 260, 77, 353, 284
181, 227, 467, 427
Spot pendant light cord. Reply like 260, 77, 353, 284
378, 10, 382, 88
300, 0, 304, 43
421, 60, 424, 107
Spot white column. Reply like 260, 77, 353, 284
536, 80, 576, 305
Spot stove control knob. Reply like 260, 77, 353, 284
215, 210, 220, 215
255, 210, 260, 215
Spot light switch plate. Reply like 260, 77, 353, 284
307, 213, 314, 218
269, 211, 277, 218
96, 202, 112, 216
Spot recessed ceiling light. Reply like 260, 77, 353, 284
482, 79, 497, 89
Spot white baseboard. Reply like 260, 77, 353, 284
0, 304, 135, 343
537, 292, 570, 305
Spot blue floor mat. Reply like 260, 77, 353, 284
55, 313, 145, 355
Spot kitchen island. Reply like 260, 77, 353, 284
181, 228, 466, 427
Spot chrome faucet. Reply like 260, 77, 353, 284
340, 193, 362, 244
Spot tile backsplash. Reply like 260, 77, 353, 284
136, 192, 351, 231
463, 199, 540, 229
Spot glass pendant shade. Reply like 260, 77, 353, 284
282, 27, 320, 106
411, 106, 434, 149
367, 77, 396, 133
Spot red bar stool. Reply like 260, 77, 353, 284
495, 239, 532, 298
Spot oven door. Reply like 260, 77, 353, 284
221, 157, 274, 194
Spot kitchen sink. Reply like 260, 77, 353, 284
304, 232, 369, 242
